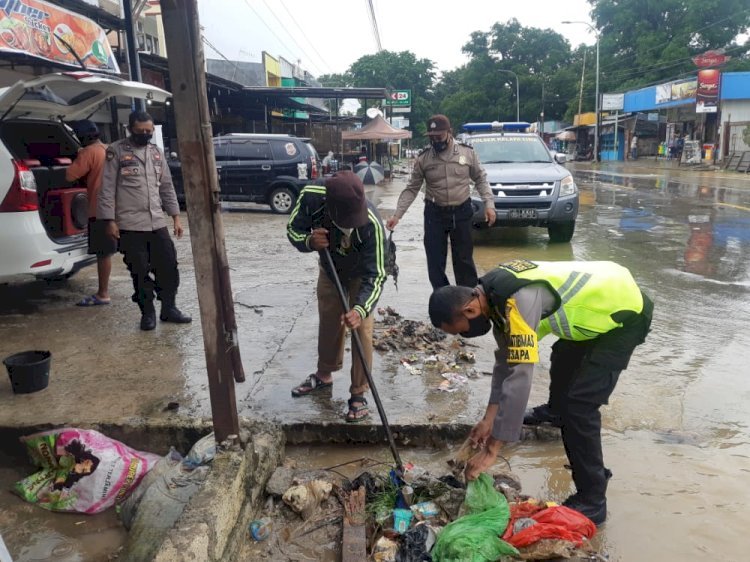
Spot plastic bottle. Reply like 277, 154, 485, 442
249, 517, 273, 541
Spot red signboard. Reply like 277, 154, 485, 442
0, 0, 119, 73
692, 50, 730, 68
696, 69, 720, 114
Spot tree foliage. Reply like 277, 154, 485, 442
318, 1, 750, 141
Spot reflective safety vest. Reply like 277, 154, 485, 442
481, 259, 645, 341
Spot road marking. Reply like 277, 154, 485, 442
716, 202, 750, 213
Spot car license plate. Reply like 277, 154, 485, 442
509, 209, 537, 219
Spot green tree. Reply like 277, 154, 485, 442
318, 73, 349, 114
590, 0, 750, 91
346, 50, 436, 137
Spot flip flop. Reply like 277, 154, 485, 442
291, 373, 333, 397
76, 294, 111, 307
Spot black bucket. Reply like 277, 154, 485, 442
3, 350, 51, 394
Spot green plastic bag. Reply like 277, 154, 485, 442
432, 473, 519, 562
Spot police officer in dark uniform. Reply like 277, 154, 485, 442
386, 115, 495, 289
97, 111, 191, 331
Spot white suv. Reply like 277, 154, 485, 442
0, 72, 170, 283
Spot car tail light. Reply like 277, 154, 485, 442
310, 156, 318, 180
0, 161, 38, 212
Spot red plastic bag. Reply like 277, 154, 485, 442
505, 506, 596, 548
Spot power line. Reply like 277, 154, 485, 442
278, 0, 334, 75
240, 0, 316, 75
258, 0, 327, 76
365, 0, 382, 51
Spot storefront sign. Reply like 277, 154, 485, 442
655, 83, 671, 104
671, 79, 697, 102
692, 50, 730, 68
696, 69, 720, 113
0, 0, 119, 72
385, 89, 411, 107
601, 93, 624, 111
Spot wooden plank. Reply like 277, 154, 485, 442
160, 0, 241, 442
342, 487, 367, 562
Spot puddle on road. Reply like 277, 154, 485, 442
0, 452, 126, 562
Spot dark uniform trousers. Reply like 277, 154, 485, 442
119, 228, 180, 310
423, 199, 477, 289
549, 293, 653, 501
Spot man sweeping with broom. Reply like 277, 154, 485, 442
287, 170, 387, 423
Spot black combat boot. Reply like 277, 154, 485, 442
563, 468, 612, 526
523, 403, 563, 427
140, 301, 156, 331
159, 301, 192, 324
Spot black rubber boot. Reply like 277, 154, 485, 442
140, 301, 156, 331
160, 306, 192, 323
523, 403, 563, 427
563, 495, 607, 525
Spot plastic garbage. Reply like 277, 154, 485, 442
431, 473, 519, 562
396, 522, 439, 562
282, 480, 333, 520
410, 501, 439, 521
117, 436, 216, 562
249, 517, 273, 541
14, 428, 160, 514
507, 506, 596, 548
393, 508, 413, 533
0, 532, 11, 562
374, 536, 399, 562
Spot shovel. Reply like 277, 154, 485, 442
320, 248, 403, 473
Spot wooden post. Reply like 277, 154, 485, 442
160, 0, 241, 442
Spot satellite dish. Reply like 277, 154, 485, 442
366, 107, 383, 119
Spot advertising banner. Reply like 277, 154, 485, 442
696, 69, 720, 113
601, 93, 624, 111
655, 83, 671, 104
0, 0, 119, 73
671, 79, 697, 102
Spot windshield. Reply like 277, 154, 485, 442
471, 135, 551, 164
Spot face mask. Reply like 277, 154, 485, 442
431, 138, 449, 152
460, 314, 492, 338
131, 133, 152, 146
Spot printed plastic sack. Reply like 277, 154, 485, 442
431, 473, 519, 562
14, 428, 160, 514
507, 506, 596, 548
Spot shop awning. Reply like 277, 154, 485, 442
341, 115, 412, 140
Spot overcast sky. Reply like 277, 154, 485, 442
197, 0, 597, 78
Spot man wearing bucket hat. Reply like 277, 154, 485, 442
286, 170, 387, 422
386, 114, 495, 289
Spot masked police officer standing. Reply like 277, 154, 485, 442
97, 111, 191, 331
386, 115, 495, 289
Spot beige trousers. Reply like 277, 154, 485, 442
316, 268, 373, 396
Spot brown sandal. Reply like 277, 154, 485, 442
345, 396, 370, 423
291, 374, 333, 397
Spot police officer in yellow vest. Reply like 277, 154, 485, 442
428, 259, 653, 525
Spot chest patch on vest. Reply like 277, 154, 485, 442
500, 259, 538, 273
506, 297, 539, 364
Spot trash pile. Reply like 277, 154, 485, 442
374, 307, 488, 392
256, 450, 601, 562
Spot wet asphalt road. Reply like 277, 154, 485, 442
0, 161, 749, 560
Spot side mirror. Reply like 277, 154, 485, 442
554, 153, 567, 164
170, 152, 178, 159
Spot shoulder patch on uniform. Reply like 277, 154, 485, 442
500, 259, 538, 273
457, 141, 474, 149
418, 145, 430, 156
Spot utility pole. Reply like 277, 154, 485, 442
577, 50, 586, 125
122, 0, 145, 111
161, 0, 243, 443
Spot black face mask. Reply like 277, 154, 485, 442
460, 314, 492, 338
431, 138, 449, 153
131, 133, 152, 146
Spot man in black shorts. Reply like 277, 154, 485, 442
67, 120, 115, 306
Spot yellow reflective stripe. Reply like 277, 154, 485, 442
287, 186, 325, 241
363, 209, 386, 313
354, 305, 367, 319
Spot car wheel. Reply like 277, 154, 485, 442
548, 221, 575, 243
269, 187, 296, 214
